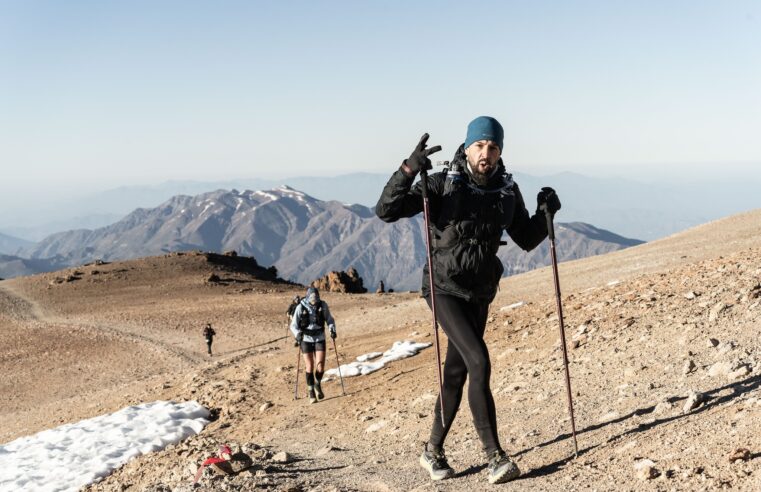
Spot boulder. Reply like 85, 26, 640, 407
312, 267, 367, 293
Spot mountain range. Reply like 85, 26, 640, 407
16, 186, 642, 290
3, 171, 760, 242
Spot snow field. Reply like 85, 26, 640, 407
0, 400, 210, 492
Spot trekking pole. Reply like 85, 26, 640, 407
331, 337, 347, 396
294, 344, 302, 400
541, 203, 579, 457
285, 315, 290, 341
419, 166, 446, 425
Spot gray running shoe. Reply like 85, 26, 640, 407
307, 386, 317, 404
419, 445, 455, 481
314, 382, 324, 400
487, 449, 520, 484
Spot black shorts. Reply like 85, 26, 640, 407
300, 340, 326, 353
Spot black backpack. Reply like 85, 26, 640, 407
298, 302, 326, 329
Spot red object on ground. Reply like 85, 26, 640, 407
192, 444, 233, 483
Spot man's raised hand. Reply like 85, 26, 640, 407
402, 133, 442, 177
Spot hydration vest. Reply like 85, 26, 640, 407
298, 302, 326, 333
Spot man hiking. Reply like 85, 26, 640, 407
289, 287, 337, 403
375, 116, 561, 484
203, 323, 216, 356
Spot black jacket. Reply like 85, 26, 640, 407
203, 326, 215, 341
286, 301, 299, 317
375, 145, 548, 303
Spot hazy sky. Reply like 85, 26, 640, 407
2, 0, 760, 199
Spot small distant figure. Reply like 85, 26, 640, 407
203, 323, 216, 356
286, 295, 301, 342
286, 295, 301, 319
377, 280, 385, 294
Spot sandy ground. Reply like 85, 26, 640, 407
1, 209, 760, 491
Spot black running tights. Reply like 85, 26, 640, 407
426, 293, 500, 455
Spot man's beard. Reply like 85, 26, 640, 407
468, 159, 496, 186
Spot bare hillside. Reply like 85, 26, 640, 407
1, 209, 760, 491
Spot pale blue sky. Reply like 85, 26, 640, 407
1, 0, 760, 200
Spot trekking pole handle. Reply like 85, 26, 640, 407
539, 203, 556, 241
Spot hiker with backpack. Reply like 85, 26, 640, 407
289, 287, 337, 403
375, 116, 561, 484
203, 323, 216, 356
286, 295, 301, 343
286, 295, 301, 319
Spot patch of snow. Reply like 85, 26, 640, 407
356, 352, 383, 362
0, 401, 209, 492
325, 341, 431, 379
253, 190, 278, 201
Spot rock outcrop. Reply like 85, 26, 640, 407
311, 267, 366, 293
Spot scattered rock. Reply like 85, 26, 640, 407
499, 301, 525, 311
683, 360, 697, 374
728, 364, 751, 380
728, 448, 751, 463
684, 291, 698, 300
365, 420, 388, 433
207, 273, 221, 283
259, 402, 273, 413
709, 302, 728, 322
272, 451, 293, 463
707, 338, 720, 348
316, 445, 339, 456
634, 459, 660, 480
683, 391, 705, 413
654, 400, 674, 414
708, 361, 733, 377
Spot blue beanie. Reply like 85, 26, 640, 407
464, 116, 504, 150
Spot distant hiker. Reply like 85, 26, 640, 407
289, 287, 337, 403
203, 323, 216, 356
286, 295, 301, 319
286, 295, 301, 343
375, 116, 561, 484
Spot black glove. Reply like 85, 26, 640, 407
402, 133, 442, 176
296, 331, 303, 344
330, 328, 337, 339
537, 187, 561, 215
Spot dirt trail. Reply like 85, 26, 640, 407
0, 282, 204, 365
